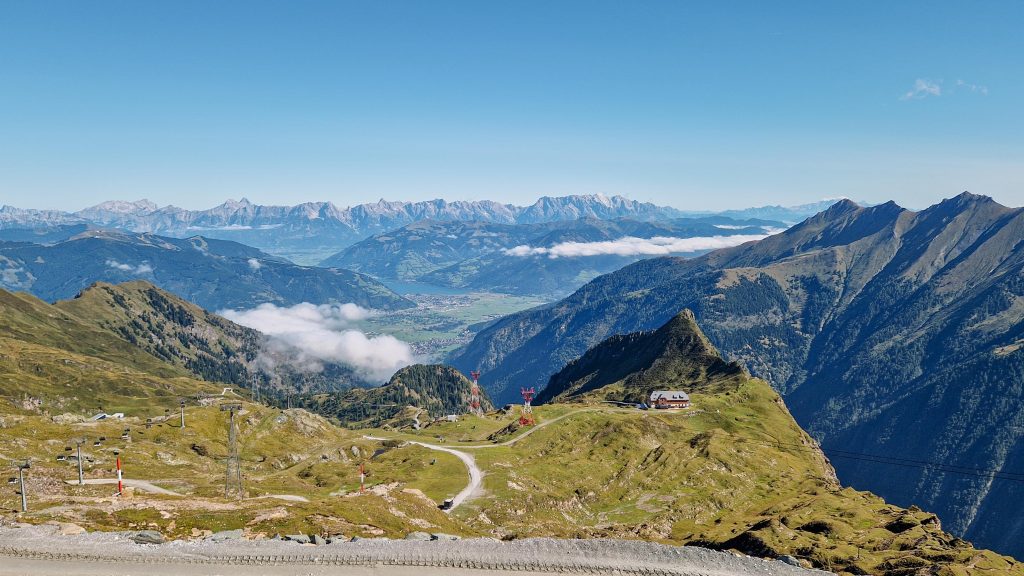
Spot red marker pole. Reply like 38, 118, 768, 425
116, 456, 123, 495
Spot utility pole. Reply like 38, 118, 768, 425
15, 460, 30, 512
220, 403, 243, 499
74, 439, 86, 485
179, 399, 186, 429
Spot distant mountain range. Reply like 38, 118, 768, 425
0, 229, 412, 311
324, 216, 780, 297
450, 192, 1024, 559
0, 195, 685, 263
682, 198, 865, 223
0, 195, 842, 263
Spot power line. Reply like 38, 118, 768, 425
745, 437, 1024, 484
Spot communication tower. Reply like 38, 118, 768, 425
220, 403, 244, 499
469, 370, 483, 416
519, 387, 536, 426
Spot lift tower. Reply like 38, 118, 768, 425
519, 387, 536, 426
469, 370, 483, 416
220, 403, 244, 499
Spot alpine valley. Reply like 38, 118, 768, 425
2, 193, 1024, 575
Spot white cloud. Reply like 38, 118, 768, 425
956, 79, 989, 95
901, 78, 989, 101
247, 258, 262, 271
1, 267, 24, 285
106, 259, 153, 274
504, 233, 772, 259
901, 78, 942, 100
219, 302, 412, 383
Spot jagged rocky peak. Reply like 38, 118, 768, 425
81, 199, 159, 215
537, 309, 745, 405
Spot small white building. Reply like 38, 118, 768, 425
649, 391, 690, 409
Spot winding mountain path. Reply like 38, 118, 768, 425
364, 408, 597, 511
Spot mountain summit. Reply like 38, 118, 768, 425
537, 310, 745, 404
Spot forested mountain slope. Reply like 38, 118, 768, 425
302, 364, 493, 428
451, 192, 1024, 558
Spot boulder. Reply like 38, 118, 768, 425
779, 555, 801, 567
404, 531, 434, 541
311, 534, 327, 545
285, 534, 311, 544
132, 530, 165, 545
207, 529, 243, 542
431, 533, 461, 541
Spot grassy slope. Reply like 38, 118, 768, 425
447, 391, 1023, 576
0, 288, 218, 414
55, 281, 259, 382
0, 402, 468, 539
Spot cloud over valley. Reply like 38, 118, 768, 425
503, 233, 773, 258
220, 302, 414, 383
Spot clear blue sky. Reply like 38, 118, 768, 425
1, 1, 1021, 211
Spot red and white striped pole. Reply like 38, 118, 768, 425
116, 456, 123, 495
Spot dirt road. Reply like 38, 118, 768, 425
67, 479, 182, 496
364, 409, 594, 511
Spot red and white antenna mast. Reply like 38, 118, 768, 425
519, 387, 536, 426
469, 370, 483, 416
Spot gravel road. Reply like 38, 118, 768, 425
66, 479, 182, 496
363, 410, 592, 512
0, 524, 829, 576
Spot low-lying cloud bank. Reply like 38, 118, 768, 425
504, 233, 772, 258
106, 259, 154, 274
220, 302, 413, 383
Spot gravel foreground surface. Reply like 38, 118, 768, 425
0, 524, 830, 576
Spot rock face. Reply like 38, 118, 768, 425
451, 193, 1024, 559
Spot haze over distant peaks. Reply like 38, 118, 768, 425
1, 195, 692, 261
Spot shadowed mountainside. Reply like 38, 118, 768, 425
451, 192, 1024, 558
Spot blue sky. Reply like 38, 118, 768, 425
1, 1, 1021, 211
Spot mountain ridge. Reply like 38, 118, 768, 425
537, 309, 746, 404
301, 363, 494, 428
450, 191, 1024, 558
1, 195, 685, 261
0, 230, 412, 311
